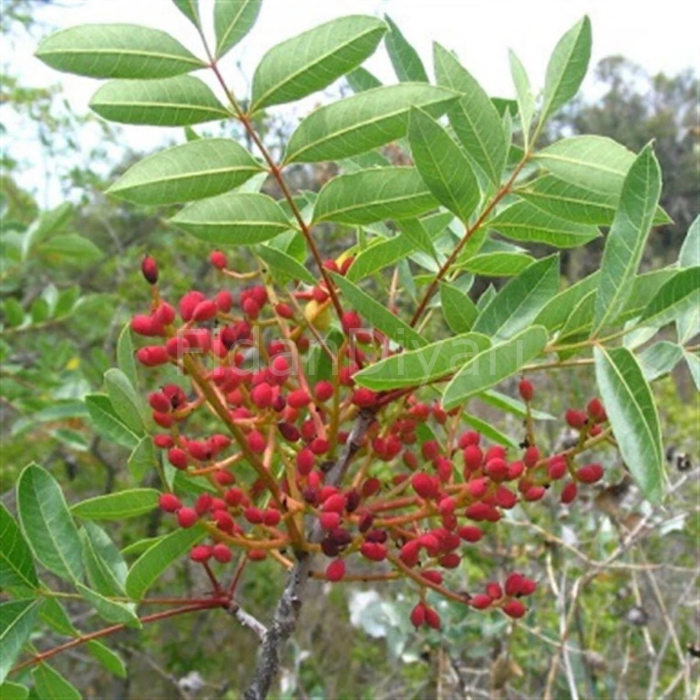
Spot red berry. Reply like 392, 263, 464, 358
136, 346, 170, 366
486, 582, 503, 600
561, 481, 578, 504
141, 256, 158, 285
410, 602, 426, 628
250, 383, 273, 409
313, 381, 334, 402
179, 291, 206, 321
177, 508, 198, 528
360, 542, 387, 562
412, 473, 438, 500
463, 445, 483, 473
523, 446, 540, 469
194, 493, 213, 515
458, 431, 481, 448
565, 409, 587, 429
168, 448, 189, 470
131, 314, 163, 337
242, 297, 260, 319
215, 290, 233, 313
467, 477, 489, 499
524, 485, 546, 501
341, 311, 362, 335
296, 448, 315, 476
210, 250, 227, 269
458, 525, 483, 543
577, 463, 604, 484
587, 397, 607, 422
247, 430, 266, 453
519, 578, 537, 596
505, 573, 524, 597
471, 594, 492, 610
439, 553, 461, 569
153, 434, 174, 449
503, 600, 527, 618
518, 379, 534, 402
192, 299, 217, 322
212, 543, 232, 563
351, 388, 376, 408
159, 493, 181, 512
190, 545, 212, 563
325, 559, 346, 582
485, 458, 509, 482
319, 512, 341, 530
287, 389, 311, 409
421, 440, 440, 461
148, 392, 171, 413
424, 607, 441, 630
547, 457, 568, 480
275, 302, 294, 319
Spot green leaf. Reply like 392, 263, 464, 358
408, 107, 479, 222
104, 368, 144, 436
17, 464, 83, 584
684, 350, 700, 391
0, 503, 38, 592
251, 16, 387, 111
539, 16, 591, 126
0, 682, 29, 700
594, 145, 662, 333
0, 599, 41, 684
516, 175, 619, 225
125, 527, 205, 600
439, 283, 478, 333
534, 135, 636, 194
76, 583, 140, 627
384, 15, 428, 83
347, 235, 416, 282
121, 536, 166, 557
33, 663, 81, 700
107, 139, 263, 205
462, 414, 520, 449
679, 216, 700, 268
87, 641, 126, 678
35, 24, 205, 79
116, 324, 138, 390
40, 234, 103, 265
284, 83, 458, 164
509, 50, 535, 149
354, 333, 489, 391
614, 270, 676, 326
128, 436, 157, 483
433, 43, 506, 185
81, 522, 127, 597
639, 267, 700, 328
313, 168, 438, 225
458, 252, 535, 277
473, 256, 559, 340
171, 192, 290, 246
345, 66, 382, 93
255, 245, 315, 286
638, 341, 683, 382
558, 289, 596, 340
172, 0, 199, 27
330, 273, 428, 348
214, 0, 262, 58
488, 201, 600, 248
71, 489, 159, 521
480, 389, 555, 421
397, 218, 438, 259
85, 394, 140, 450
39, 598, 78, 637
90, 76, 228, 126
594, 346, 664, 503
442, 326, 548, 409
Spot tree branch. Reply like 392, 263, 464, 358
243, 409, 376, 700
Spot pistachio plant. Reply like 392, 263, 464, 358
2, 2, 698, 698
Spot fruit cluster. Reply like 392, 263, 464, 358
131, 253, 611, 630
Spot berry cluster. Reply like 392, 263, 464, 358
130, 253, 612, 630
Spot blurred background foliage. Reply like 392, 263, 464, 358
1, 1, 698, 698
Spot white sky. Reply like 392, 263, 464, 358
5, 0, 700, 203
